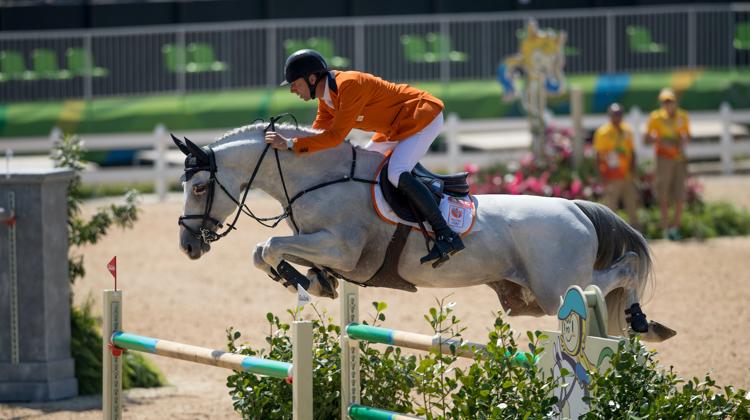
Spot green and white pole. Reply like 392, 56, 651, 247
110, 332, 294, 378
102, 290, 312, 420
348, 404, 424, 420
345, 323, 485, 359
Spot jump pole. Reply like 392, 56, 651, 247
348, 404, 424, 420
102, 290, 313, 420
345, 323, 485, 359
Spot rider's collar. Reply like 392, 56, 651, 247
327, 71, 337, 93
323, 73, 336, 109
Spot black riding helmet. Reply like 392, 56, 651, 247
280, 49, 328, 99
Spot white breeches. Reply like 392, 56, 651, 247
363, 112, 444, 186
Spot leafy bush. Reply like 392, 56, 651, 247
584, 336, 750, 419
226, 305, 417, 419
52, 134, 165, 393
227, 301, 749, 419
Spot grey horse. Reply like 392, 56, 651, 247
175, 123, 675, 342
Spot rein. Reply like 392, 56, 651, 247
179, 114, 377, 243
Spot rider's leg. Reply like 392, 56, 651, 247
363, 139, 398, 155
388, 113, 464, 267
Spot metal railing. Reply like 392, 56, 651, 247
1, 3, 749, 102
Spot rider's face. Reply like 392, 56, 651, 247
289, 75, 315, 101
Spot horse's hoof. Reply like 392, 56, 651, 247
313, 269, 338, 299
648, 321, 677, 341
431, 255, 450, 269
630, 321, 677, 342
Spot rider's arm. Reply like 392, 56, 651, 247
312, 103, 334, 131
293, 81, 366, 154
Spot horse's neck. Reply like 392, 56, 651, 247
220, 134, 373, 204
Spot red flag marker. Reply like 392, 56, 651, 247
107, 256, 117, 290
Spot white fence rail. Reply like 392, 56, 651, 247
2, 103, 749, 201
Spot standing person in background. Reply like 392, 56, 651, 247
645, 88, 690, 240
593, 103, 640, 230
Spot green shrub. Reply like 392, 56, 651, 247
226, 305, 417, 419
584, 336, 750, 419
227, 302, 749, 419
630, 201, 750, 240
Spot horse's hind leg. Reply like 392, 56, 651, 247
487, 280, 545, 317
592, 253, 676, 341
590, 253, 642, 336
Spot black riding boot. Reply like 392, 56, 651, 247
397, 172, 465, 268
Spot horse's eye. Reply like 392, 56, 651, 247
193, 184, 208, 196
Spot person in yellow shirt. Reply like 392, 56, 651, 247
645, 88, 690, 240
593, 103, 640, 230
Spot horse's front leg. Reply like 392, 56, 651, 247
259, 230, 364, 298
252, 243, 281, 281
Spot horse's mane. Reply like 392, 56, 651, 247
212, 122, 322, 147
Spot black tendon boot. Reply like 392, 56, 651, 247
397, 172, 465, 268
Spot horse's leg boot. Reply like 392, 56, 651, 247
625, 302, 649, 333
276, 261, 311, 291
397, 172, 465, 267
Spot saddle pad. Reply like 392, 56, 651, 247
371, 162, 477, 236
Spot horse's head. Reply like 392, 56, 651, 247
173, 133, 255, 259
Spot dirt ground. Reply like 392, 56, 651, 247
2, 175, 749, 419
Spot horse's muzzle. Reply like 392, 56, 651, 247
180, 227, 211, 259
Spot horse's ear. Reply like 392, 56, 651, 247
171, 133, 191, 156
184, 137, 208, 164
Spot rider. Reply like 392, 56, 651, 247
265, 49, 464, 267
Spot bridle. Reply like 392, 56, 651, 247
177, 114, 376, 244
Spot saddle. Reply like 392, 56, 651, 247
333, 160, 473, 293
379, 162, 470, 223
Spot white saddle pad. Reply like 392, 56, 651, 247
371, 168, 477, 235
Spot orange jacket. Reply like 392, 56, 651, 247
293, 71, 444, 155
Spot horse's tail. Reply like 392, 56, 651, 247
573, 200, 653, 331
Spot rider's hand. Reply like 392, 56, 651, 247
265, 131, 293, 150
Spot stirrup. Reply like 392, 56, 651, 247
419, 234, 465, 268
420, 245, 450, 268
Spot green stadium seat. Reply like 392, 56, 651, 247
400, 35, 433, 63
425, 32, 467, 62
734, 22, 750, 50
186, 43, 228, 72
0, 50, 36, 81
626, 25, 667, 53
32, 49, 71, 79
564, 45, 580, 57
283, 39, 308, 57
306, 37, 350, 68
283, 37, 350, 69
66, 48, 109, 78
162, 44, 187, 73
